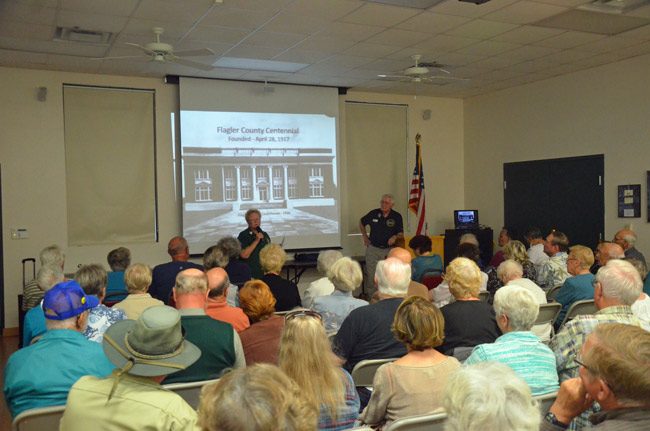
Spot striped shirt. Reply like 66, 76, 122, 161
465, 331, 559, 396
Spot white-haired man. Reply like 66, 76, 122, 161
301, 249, 343, 308
614, 228, 646, 268
22, 244, 65, 311
465, 285, 559, 397
334, 257, 410, 372
550, 259, 646, 430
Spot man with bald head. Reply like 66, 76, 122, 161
165, 269, 244, 384
387, 247, 429, 301
593, 241, 625, 275
205, 268, 250, 333
150, 236, 203, 304
614, 228, 646, 267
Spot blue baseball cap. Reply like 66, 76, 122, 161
42, 280, 99, 320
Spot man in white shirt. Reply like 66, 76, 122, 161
526, 227, 549, 274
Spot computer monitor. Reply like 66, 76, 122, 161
454, 210, 479, 230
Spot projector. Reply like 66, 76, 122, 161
458, 0, 491, 4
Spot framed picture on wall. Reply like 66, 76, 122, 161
618, 184, 640, 218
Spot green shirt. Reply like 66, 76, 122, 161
238, 227, 271, 279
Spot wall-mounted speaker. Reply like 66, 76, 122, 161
37, 86, 47, 102
422, 109, 431, 120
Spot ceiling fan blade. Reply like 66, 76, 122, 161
171, 56, 215, 71
125, 42, 154, 55
378, 74, 410, 79
90, 55, 145, 61
424, 75, 469, 82
173, 48, 215, 57
437, 67, 451, 75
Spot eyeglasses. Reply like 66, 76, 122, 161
284, 309, 322, 322
574, 352, 594, 372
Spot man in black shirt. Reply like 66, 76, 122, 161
359, 194, 404, 299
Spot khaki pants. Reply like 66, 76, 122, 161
362, 245, 390, 299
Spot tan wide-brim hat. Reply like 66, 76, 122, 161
102, 305, 201, 377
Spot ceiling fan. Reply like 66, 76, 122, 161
99, 27, 216, 71
378, 54, 468, 83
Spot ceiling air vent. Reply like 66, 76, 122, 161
54, 27, 113, 45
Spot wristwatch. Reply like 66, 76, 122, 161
544, 411, 569, 429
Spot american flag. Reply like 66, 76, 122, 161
409, 134, 427, 235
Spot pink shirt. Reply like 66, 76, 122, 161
205, 297, 250, 333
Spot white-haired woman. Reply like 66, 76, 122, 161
465, 284, 559, 396
443, 362, 541, 431
302, 250, 343, 308
438, 257, 499, 359
311, 257, 368, 334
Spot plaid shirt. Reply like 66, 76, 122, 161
317, 369, 360, 431
549, 305, 644, 430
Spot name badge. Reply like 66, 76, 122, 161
372, 219, 379, 222
386, 219, 396, 227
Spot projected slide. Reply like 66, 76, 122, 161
181, 111, 339, 252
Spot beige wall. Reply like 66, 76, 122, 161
464, 53, 650, 254
0, 67, 466, 328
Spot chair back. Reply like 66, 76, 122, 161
534, 391, 558, 415
384, 411, 448, 431
546, 284, 563, 302
536, 303, 561, 326
12, 405, 65, 431
351, 358, 397, 387
163, 378, 220, 409
450, 346, 474, 362
558, 299, 597, 329
478, 291, 490, 302
421, 274, 443, 291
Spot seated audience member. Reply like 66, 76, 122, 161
22, 264, 64, 346
311, 257, 368, 335
626, 258, 650, 326
538, 230, 570, 289
238, 280, 284, 365
150, 236, 202, 303
203, 244, 240, 307
489, 226, 514, 268
301, 250, 343, 308
165, 268, 244, 383
614, 228, 647, 267
438, 257, 500, 358
408, 235, 443, 282
496, 259, 549, 340
465, 285, 559, 396
486, 240, 538, 296
22, 244, 65, 311
526, 227, 549, 275
60, 306, 200, 430
198, 364, 318, 431
4, 281, 114, 418
105, 247, 131, 301
593, 241, 625, 274
388, 247, 429, 300
541, 323, 650, 431
443, 362, 541, 431
555, 245, 596, 329
334, 258, 409, 374
279, 310, 360, 430
216, 235, 252, 287
433, 243, 488, 307
113, 263, 163, 319
260, 244, 301, 311
205, 267, 250, 333
361, 297, 460, 428
550, 259, 645, 429
75, 264, 126, 343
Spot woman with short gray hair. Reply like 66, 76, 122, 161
301, 250, 343, 308
465, 284, 559, 396
311, 257, 368, 334
216, 236, 252, 287
106, 247, 131, 301
443, 362, 541, 431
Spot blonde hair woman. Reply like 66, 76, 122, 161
279, 311, 359, 430
360, 296, 460, 428
438, 257, 499, 359
259, 244, 302, 311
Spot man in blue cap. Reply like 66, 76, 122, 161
3, 280, 114, 418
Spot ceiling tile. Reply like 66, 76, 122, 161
121, 20, 189, 39
430, 0, 519, 18
432, 52, 485, 66
617, 24, 650, 40
60, 0, 139, 16
364, 28, 433, 47
293, 35, 357, 53
0, 2, 56, 25
316, 22, 384, 41
572, 35, 645, 54
200, 7, 277, 29
356, 57, 413, 71
243, 31, 307, 49
0, 21, 54, 41
56, 10, 129, 33
532, 30, 604, 48
491, 25, 565, 43
445, 19, 519, 39
412, 34, 481, 52
283, 0, 363, 20
492, 44, 560, 61
340, 3, 419, 27
531, 47, 594, 63
225, 44, 287, 59
261, 12, 329, 35
343, 42, 401, 57
133, 0, 216, 23
185, 26, 250, 44
272, 48, 333, 63
532, 0, 591, 6
482, 1, 567, 25
465, 55, 521, 70
395, 11, 472, 34
454, 39, 520, 56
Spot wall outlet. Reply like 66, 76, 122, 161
10, 228, 29, 239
